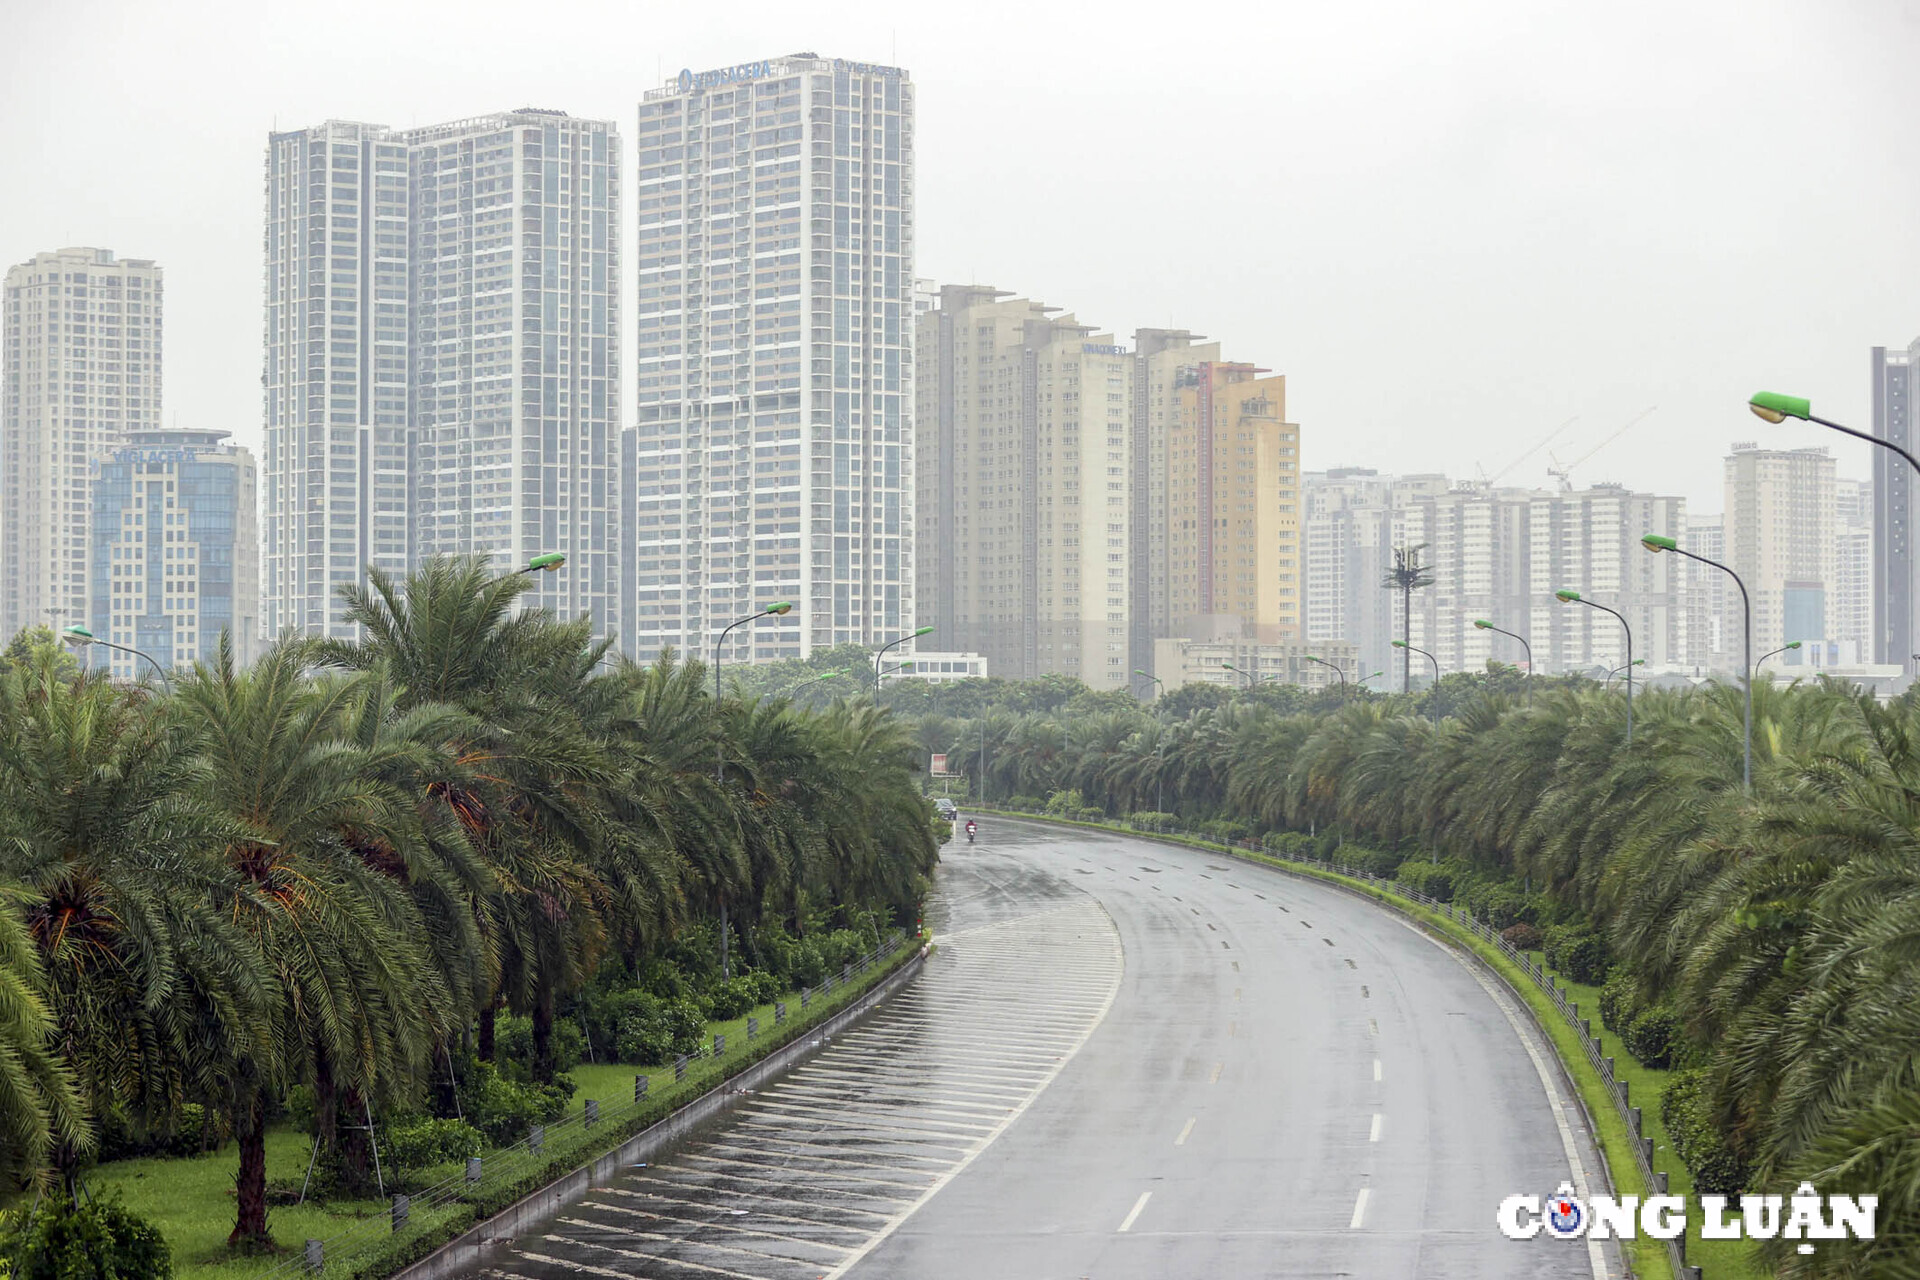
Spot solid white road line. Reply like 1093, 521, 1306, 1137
1349, 1188, 1371, 1229
1369, 1114, 1383, 1142
1175, 1116, 1196, 1146
1118, 1191, 1152, 1233
1373, 1058, 1382, 1081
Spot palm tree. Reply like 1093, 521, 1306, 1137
1381, 543, 1436, 693
0, 891, 87, 1192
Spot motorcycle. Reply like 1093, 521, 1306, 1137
965, 822, 977, 844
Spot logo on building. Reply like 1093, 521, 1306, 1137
679, 61, 772, 92
1499, 1182, 1876, 1256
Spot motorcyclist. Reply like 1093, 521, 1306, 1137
965, 819, 977, 843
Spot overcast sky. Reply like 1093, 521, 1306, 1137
4, 0, 1915, 510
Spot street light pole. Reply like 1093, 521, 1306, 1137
1390, 640, 1439, 720
1472, 619, 1533, 706
874, 625, 935, 697
61, 626, 169, 690
1134, 669, 1167, 817
713, 602, 794, 778
1554, 590, 1633, 742
1757, 640, 1804, 671
1303, 654, 1348, 692
1605, 659, 1645, 687
1644, 534, 1752, 792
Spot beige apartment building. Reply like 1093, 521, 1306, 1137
914, 286, 1133, 690
1725, 442, 1836, 658
1163, 362, 1300, 643
2, 248, 164, 641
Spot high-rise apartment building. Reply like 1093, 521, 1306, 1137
1163, 362, 1299, 642
1873, 339, 1917, 668
1685, 513, 1729, 671
1133, 329, 1213, 670
1305, 469, 1395, 681
1833, 476, 1873, 664
86, 428, 259, 677
1527, 485, 1690, 673
1392, 483, 1537, 677
1725, 441, 1836, 658
265, 110, 619, 642
624, 54, 913, 665
914, 287, 1131, 688
3, 248, 163, 640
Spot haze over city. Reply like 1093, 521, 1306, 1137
5, 0, 1916, 508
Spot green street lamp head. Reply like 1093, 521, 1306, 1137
1222, 661, 1240, 671
1134, 668, 1151, 677
526, 552, 566, 572
1641, 534, 1677, 554
60, 625, 94, 647
1749, 391, 1811, 424
1785, 640, 1802, 650
1391, 640, 1408, 649
1473, 619, 1492, 630
764, 601, 793, 616
912, 625, 934, 637
1554, 589, 1581, 603
1305, 653, 1324, 662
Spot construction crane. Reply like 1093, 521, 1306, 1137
1478, 416, 1582, 490
1546, 407, 1657, 492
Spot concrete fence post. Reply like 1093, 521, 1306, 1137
713, 1032, 726, 1057
1630, 1107, 1643, 1138
675, 1054, 687, 1083
305, 1239, 323, 1273
635, 1074, 649, 1102
584, 1098, 599, 1127
529, 1125, 544, 1153
392, 1193, 410, 1232
466, 1156, 482, 1185
775, 1001, 787, 1025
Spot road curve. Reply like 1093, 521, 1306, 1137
476, 820, 1622, 1280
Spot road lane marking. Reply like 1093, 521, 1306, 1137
1373, 1058, 1382, 1081
1229, 1021, 1237, 1037
1208, 1062, 1223, 1084
1369, 1114, 1383, 1142
1368, 1018, 1378, 1035
1175, 1117, 1195, 1146
1349, 1188, 1370, 1229
1118, 1191, 1152, 1232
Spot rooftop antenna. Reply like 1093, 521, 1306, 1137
1546, 407, 1657, 492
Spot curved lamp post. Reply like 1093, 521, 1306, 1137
1303, 654, 1348, 688
1357, 670, 1387, 686
1134, 669, 1167, 815
515, 552, 566, 576
61, 625, 169, 690
875, 625, 935, 695
1555, 590, 1634, 742
714, 601, 794, 774
1390, 640, 1439, 722
789, 666, 865, 701
1757, 640, 1803, 670
1472, 618, 1533, 705
1644, 533, 1751, 791
1221, 660, 1256, 688
1605, 658, 1646, 686
1750, 391, 1920, 474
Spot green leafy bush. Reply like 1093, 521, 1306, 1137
1005, 794, 1044, 813
494, 1015, 584, 1080
706, 976, 759, 1021
1044, 788, 1085, 815
383, 1116, 484, 1171
1198, 818, 1252, 842
458, 1060, 573, 1146
0, 1191, 172, 1279
1128, 812, 1179, 831
94, 1103, 224, 1162
1622, 1006, 1681, 1069
1543, 924, 1612, 985
1397, 860, 1457, 902
660, 997, 708, 1056
1333, 844, 1403, 878
1661, 1068, 1750, 1195
1262, 831, 1311, 855
1598, 973, 1642, 1034
1076, 807, 1107, 822
1461, 881, 1535, 930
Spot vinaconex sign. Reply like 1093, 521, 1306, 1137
1500, 1182, 1876, 1257
678, 61, 771, 92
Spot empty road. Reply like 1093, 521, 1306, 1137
478, 820, 1620, 1280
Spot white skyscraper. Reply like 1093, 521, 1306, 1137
623, 54, 913, 665
3, 248, 163, 641
265, 110, 619, 642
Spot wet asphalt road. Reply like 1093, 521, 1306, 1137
478, 821, 1620, 1280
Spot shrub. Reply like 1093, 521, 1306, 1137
1661, 1069, 1751, 1195
0, 1191, 172, 1279
493, 1015, 585, 1080
1005, 794, 1044, 813
1397, 860, 1458, 902
1464, 882, 1535, 930
1043, 788, 1085, 815
1622, 1006, 1681, 1069
1198, 818, 1252, 842
1262, 831, 1310, 856
1076, 807, 1107, 823
786, 940, 827, 988
459, 1060, 573, 1146
1129, 812, 1179, 831
1598, 973, 1641, 1034
1543, 924, 1612, 985
94, 1102, 224, 1161
383, 1117, 485, 1171
1501, 922, 1543, 952
706, 976, 759, 1021
1333, 844, 1402, 878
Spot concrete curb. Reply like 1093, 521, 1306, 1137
392, 946, 930, 1280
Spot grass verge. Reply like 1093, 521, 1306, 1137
981, 810, 1773, 1280
88, 935, 924, 1280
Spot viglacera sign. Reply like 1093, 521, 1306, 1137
1501, 1182, 1876, 1254
679, 62, 771, 92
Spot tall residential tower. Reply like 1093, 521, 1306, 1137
3, 248, 163, 640
624, 54, 914, 665
265, 109, 619, 641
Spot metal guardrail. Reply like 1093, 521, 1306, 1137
258, 931, 909, 1278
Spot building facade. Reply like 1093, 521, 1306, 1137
1684, 513, 1729, 671
1303, 468, 1407, 683
264, 110, 619, 643
1832, 475, 1873, 665
86, 429, 259, 677
624, 54, 914, 666
913, 287, 1131, 689
1527, 485, 1690, 674
3, 248, 163, 641
1150, 636, 1357, 693
1391, 483, 1537, 678
1724, 441, 1836, 660
1873, 339, 1917, 669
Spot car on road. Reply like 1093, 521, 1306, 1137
933, 797, 958, 822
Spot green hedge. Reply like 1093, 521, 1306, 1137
1660, 1068, 1750, 1195
1543, 923, 1612, 985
